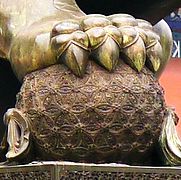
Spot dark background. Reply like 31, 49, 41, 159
76, 0, 181, 24
0, 60, 20, 141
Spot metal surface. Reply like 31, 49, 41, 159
0, 0, 174, 80
0, 0, 180, 166
1, 162, 181, 179
3, 62, 166, 165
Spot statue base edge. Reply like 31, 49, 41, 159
0, 161, 181, 179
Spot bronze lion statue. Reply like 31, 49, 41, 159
0, 0, 181, 166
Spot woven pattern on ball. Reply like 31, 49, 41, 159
16, 61, 166, 164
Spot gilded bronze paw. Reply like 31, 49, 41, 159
50, 14, 169, 77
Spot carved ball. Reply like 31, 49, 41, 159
16, 61, 166, 165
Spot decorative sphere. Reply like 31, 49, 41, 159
16, 61, 166, 165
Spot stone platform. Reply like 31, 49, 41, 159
0, 161, 181, 179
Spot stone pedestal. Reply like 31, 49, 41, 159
0, 161, 181, 179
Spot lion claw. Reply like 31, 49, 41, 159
50, 14, 170, 77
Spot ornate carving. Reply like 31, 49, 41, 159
15, 61, 166, 164
1, 162, 181, 179
59, 170, 181, 179
0, 0, 180, 166
0, 171, 51, 180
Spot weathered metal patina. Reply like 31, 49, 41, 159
0, 0, 181, 166
14, 62, 166, 165
1, 162, 181, 180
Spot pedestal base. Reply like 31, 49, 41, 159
0, 161, 181, 179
